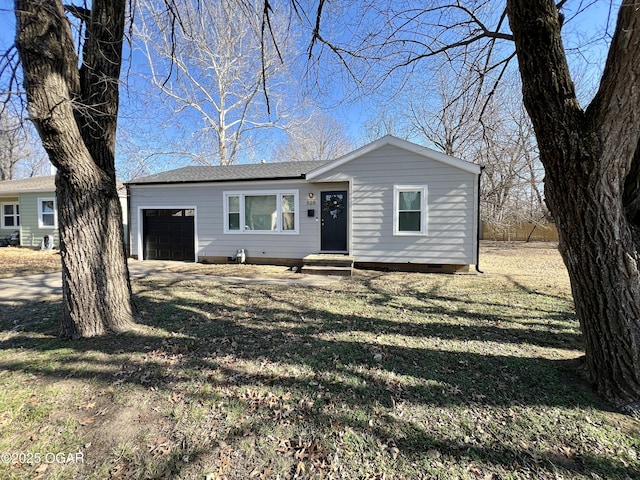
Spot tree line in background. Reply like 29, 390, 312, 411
0, 101, 48, 180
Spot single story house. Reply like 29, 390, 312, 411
0, 175, 128, 249
126, 135, 482, 273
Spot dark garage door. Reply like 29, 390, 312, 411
143, 209, 195, 261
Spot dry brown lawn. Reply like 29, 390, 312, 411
0, 247, 61, 278
480, 240, 570, 291
2, 241, 639, 480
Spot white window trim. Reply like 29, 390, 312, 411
223, 189, 299, 234
1, 202, 19, 229
38, 197, 58, 229
393, 185, 428, 236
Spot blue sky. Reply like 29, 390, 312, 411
0, 1, 620, 178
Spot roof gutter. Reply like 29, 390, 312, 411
125, 183, 131, 258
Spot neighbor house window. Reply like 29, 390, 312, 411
1, 203, 19, 228
393, 185, 427, 235
224, 190, 298, 233
38, 198, 57, 228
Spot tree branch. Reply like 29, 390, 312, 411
63, 4, 91, 23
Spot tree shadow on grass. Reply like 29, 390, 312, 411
360, 271, 574, 315
0, 276, 634, 479
0, 275, 596, 411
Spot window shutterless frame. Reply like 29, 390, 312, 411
393, 185, 428, 236
223, 190, 299, 234
37, 197, 58, 229
1, 202, 20, 228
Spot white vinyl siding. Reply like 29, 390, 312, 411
128, 182, 320, 261
1, 202, 19, 228
310, 144, 478, 265
128, 141, 479, 266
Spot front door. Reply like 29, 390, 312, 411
320, 191, 348, 251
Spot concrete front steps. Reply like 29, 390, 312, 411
301, 254, 354, 277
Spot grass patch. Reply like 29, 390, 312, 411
0, 247, 61, 278
0, 242, 638, 479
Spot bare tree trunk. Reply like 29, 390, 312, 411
15, 0, 135, 338
57, 172, 134, 338
507, 0, 640, 405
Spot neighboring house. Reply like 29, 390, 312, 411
0, 175, 128, 248
127, 135, 482, 272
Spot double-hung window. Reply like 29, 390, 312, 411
224, 190, 298, 234
38, 198, 58, 228
1, 203, 20, 228
393, 185, 427, 235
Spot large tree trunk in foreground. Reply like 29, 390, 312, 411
16, 0, 136, 338
507, 0, 640, 405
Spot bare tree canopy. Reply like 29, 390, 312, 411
136, 0, 301, 166
274, 111, 353, 162
406, 71, 546, 235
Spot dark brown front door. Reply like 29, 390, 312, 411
320, 191, 348, 251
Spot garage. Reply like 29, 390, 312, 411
142, 209, 195, 261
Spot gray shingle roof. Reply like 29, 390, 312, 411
0, 175, 126, 194
127, 160, 331, 185
0, 175, 56, 193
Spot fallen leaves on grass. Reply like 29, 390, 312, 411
2, 243, 638, 480
147, 438, 172, 458
276, 436, 337, 478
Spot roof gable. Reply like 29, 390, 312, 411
305, 135, 482, 180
